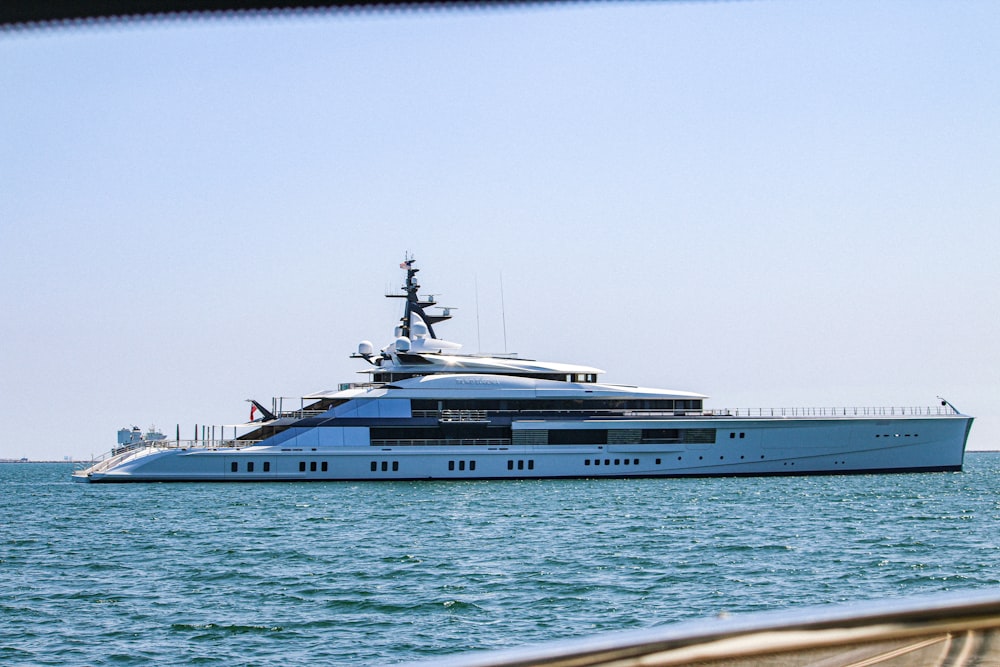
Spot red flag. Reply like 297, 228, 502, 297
250, 404, 257, 421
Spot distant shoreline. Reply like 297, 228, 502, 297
0, 460, 83, 464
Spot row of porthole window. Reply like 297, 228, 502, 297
231, 461, 271, 473
372, 461, 400, 472
582, 454, 768, 469
508, 459, 534, 470
729, 432, 746, 439
448, 460, 475, 471
299, 461, 328, 472
585, 458, 640, 466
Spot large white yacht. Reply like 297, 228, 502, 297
74, 258, 972, 483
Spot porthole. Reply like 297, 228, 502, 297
299, 461, 306, 472
321, 462, 328, 472
263, 461, 271, 472
310, 461, 317, 472
247, 461, 254, 472
231, 461, 238, 473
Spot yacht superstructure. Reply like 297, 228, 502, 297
73, 258, 972, 482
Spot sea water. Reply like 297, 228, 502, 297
2, 454, 999, 666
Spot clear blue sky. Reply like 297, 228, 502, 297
1, 0, 997, 460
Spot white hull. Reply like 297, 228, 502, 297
75, 414, 971, 483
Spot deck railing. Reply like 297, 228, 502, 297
705, 405, 959, 418
371, 438, 511, 447
414, 405, 959, 420
77, 438, 264, 474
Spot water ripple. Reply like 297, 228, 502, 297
2, 457, 1000, 665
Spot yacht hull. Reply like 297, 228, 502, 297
74, 414, 972, 483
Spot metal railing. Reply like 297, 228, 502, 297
76, 438, 265, 474
412, 405, 960, 420
705, 405, 960, 418
371, 438, 511, 447
274, 409, 327, 420
438, 409, 489, 422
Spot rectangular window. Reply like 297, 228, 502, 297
321, 461, 328, 472
548, 429, 608, 445
458, 460, 465, 471
392, 461, 399, 471
449, 460, 455, 471
642, 429, 681, 443
528, 460, 534, 470
247, 461, 254, 473
517, 460, 524, 470
381, 461, 388, 472
684, 429, 717, 444
299, 461, 306, 472
310, 461, 317, 472
263, 461, 271, 472
469, 461, 475, 471
231, 461, 238, 473
584, 459, 591, 465
507, 460, 514, 470
371, 461, 377, 472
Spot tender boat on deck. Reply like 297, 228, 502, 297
73, 257, 973, 483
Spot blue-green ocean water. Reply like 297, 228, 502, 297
2, 454, 999, 666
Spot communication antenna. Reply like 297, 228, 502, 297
500, 270, 508, 353
475, 274, 482, 353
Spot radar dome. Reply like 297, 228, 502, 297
395, 337, 411, 352
358, 341, 374, 356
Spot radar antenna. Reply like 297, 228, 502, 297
387, 256, 452, 339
